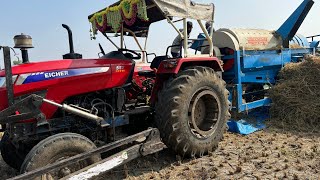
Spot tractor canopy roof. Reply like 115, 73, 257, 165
88, 0, 214, 37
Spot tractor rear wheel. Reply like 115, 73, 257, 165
155, 66, 230, 157
20, 133, 100, 179
0, 132, 25, 170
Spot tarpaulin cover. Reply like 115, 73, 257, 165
227, 107, 270, 135
152, 0, 214, 21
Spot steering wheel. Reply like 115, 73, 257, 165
118, 49, 141, 60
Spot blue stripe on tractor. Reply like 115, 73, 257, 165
22, 67, 108, 84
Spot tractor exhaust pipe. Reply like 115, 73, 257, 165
62, 24, 75, 54
21, 49, 29, 64
62, 24, 82, 59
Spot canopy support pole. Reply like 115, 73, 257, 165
166, 17, 184, 39
183, 18, 188, 57
121, 23, 124, 49
197, 20, 213, 56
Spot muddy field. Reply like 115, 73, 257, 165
1, 125, 319, 180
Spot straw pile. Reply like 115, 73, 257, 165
269, 55, 320, 132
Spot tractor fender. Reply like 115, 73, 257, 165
156, 56, 223, 74
150, 57, 223, 105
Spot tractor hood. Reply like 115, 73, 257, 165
0, 58, 134, 114
0, 59, 111, 77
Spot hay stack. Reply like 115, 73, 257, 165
269, 55, 320, 131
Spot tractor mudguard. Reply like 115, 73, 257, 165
149, 57, 223, 105
156, 56, 223, 74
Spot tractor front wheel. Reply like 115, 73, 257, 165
0, 132, 25, 170
20, 133, 100, 179
155, 66, 230, 157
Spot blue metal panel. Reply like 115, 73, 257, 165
234, 51, 243, 112
290, 34, 310, 48
310, 41, 320, 48
296, 34, 310, 47
276, 0, 314, 43
290, 48, 314, 54
241, 51, 291, 69
239, 99, 272, 112
290, 35, 301, 46
241, 70, 278, 84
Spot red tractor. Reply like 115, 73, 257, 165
0, 0, 230, 178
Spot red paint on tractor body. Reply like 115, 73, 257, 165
0, 58, 151, 120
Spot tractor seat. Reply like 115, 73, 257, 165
150, 55, 168, 69
138, 70, 155, 77
137, 55, 168, 78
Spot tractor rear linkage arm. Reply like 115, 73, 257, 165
8, 128, 165, 180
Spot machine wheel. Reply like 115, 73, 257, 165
155, 66, 231, 157
20, 133, 100, 179
0, 132, 25, 170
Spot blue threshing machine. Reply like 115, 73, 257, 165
193, 0, 319, 114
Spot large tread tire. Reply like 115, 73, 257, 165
0, 132, 25, 170
155, 66, 230, 157
20, 133, 101, 179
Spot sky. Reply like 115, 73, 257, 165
0, 0, 319, 67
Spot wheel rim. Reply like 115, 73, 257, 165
188, 88, 221, 139
42, 152, 90, 179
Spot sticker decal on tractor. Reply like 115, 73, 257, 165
116, 66, 125, 72
16, 67, 110, 85
44, 71, 69, 78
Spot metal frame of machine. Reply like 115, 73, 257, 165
225, 48, 314, 113
229, 0, 316, 112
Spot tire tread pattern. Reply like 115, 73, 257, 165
155, 66, 231, 157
